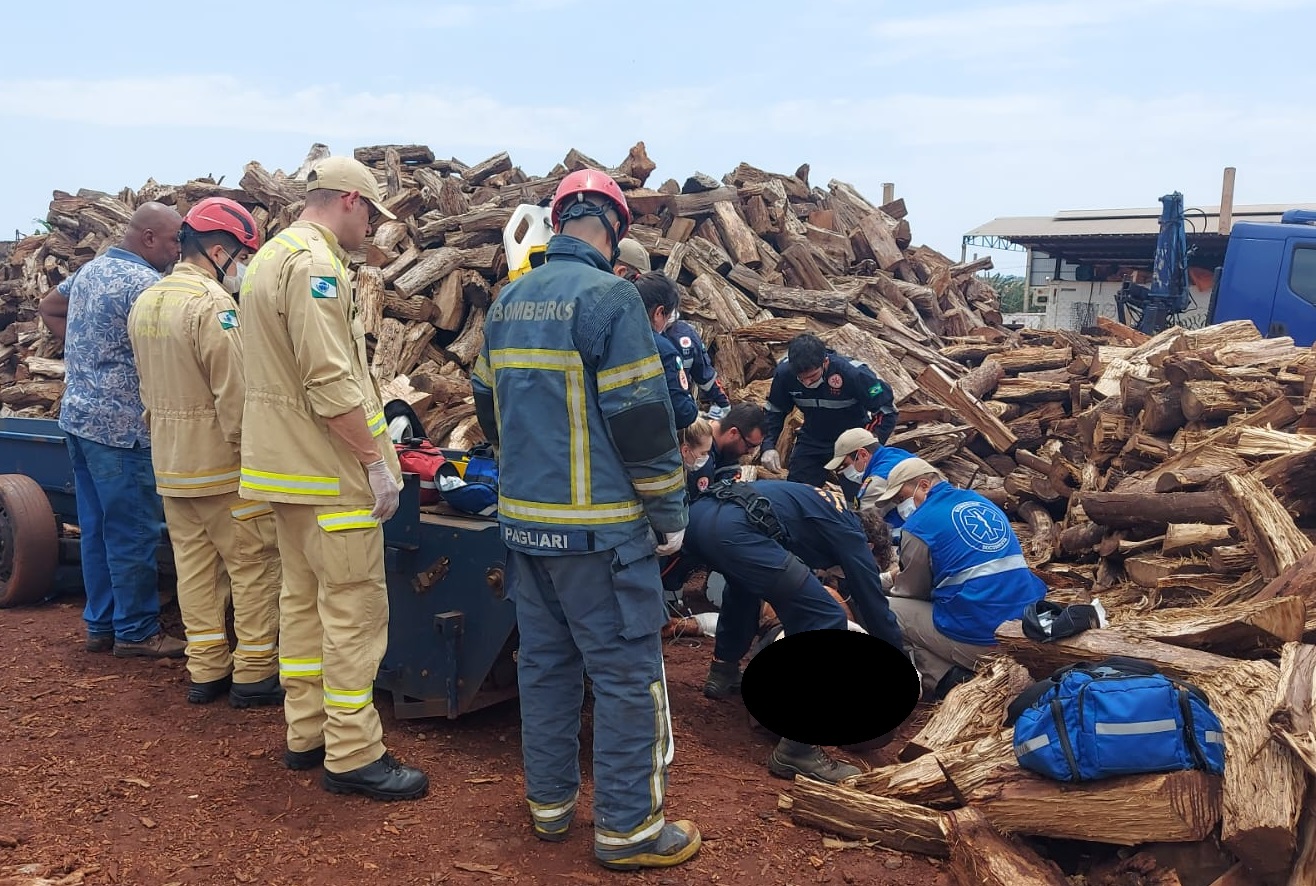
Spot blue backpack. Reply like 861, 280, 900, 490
1005, 657, 1225, 783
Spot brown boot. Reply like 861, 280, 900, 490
114, 631, 186, 659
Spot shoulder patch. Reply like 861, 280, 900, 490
311, 276, 338, 299
216, 309, 239, 330
869, 382, 884, 397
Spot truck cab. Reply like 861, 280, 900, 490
1210, 210, 1316, 345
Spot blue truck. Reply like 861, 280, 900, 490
1208, 209, 1316, 345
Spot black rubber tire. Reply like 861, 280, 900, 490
0, 473, 58, 607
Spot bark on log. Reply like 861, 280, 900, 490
711, 201, 761, 267
942, 807, 1071, 886
1222, 472, 1312, 582
1118, 597, 1305, 657
1078, 491, 1229, 529
1019, 501, 1056, 564
756, 283, 850, 321
918, 364, 1017, 453
786, 779, 949, 857
994, 347, 1073, 374
1288, 788, 1316, 886
393, 247, 463, 298
957, 358, 1004, 401
1162, 523, 1236, 557
899, 657, 1033, 761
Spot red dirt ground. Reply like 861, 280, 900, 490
0, 596, 947, 886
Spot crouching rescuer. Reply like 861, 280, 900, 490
127, 198, 283, 708
471, 169, 701, 871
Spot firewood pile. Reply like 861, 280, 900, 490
780, 315, 1316, 886
0, 141, 1001, 447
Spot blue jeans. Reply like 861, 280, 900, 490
66, 434, 163, 642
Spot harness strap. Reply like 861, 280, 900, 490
707, 480, 787, 544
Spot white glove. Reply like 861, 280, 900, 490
707, 404, 730, 421
656, 528, 686, 557
760, 449, 782, 472
366, 459, 402, 522
880, 571, 894, 592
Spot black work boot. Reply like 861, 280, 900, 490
702, 660, 742, 700
322, 753, 429, 801
285, 745, 326, 770
768, 739, 861, 783
187, 675, 233, 705
932, 664, 976, 702
230, 675, 285, 709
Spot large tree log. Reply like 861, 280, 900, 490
1118, 597, 1305, 657
1288, 786, 1316, 886
993, 378, 1072, 402
899, 657, 1032, 761
393, 246, 463, 298
994, 622, 1305, 881
784, 779, 949, 857
994, 347, 1073, 374
755, 283, 850, 321
1181, 380, 1285, 422
957, 358, 1004, 401
710, 201, 761, 267
1019, 501, 1057, 564
1059, 521, 1106, 556
1142, 383, 1188, 435
918, 364, 1017, 453
1077, 491, 1229, 529
1254, 448, 1316, 520
1270, 643, 1316, 779
1222, 472, 1312, 582
942, 807, 1069, 886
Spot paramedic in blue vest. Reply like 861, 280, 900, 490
614, 239, 731, 421
760, 334, 898, 495
824, 427, 917, 543
633, 272, 698, 430
683, 479, 905, 783
471, 170, 700, 872
873, 458, 1047, 701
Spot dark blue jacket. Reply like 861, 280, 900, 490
763, 350, 897, 454
472, 235, 686, 555
655, 331, 698, 429
664, 320, 729, 408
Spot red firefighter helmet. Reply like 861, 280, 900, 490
550, 169, 632, 238
183, 197, 261, 250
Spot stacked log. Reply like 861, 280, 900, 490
0, 142, 997, 445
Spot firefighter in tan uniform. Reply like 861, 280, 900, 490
128, 198, 284, 708
238, 156, 428, 801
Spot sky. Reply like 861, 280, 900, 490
3, 0, 1315, 278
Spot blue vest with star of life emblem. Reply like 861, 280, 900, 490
900, 482, 1047, 645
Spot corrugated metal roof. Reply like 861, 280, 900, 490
966, 203, 1316, 239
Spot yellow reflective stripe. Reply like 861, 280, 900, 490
156, 468, 242, 490
230, 502, 273, 521
597, 354, 663, 393
566, 369, 588, 505
595, 811, 665, 847
632, 467, 685, 497
649, 677, 668, 812
317, 510, 379, 532
472, 355, 493, 387
186, 631, 228, 645
366, 410, 387, 437
279, 657, 322, 678
274, 231, 310, 252
323, 684, 373, 710
489, 347, 583, 372
240, 468, 340, 496
236, 641, 276, 653
499, 496, 644, 525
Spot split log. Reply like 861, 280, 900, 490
393, 247, 463, 299
1077, 491, 1229, 529
1270, 643, 1316, 779
785, 779, 948, 857
1181, 380, 1285, 422
1162, 523, 1235, 557
957, 358, 1004, 401
710, 201, 760, 267
1142, 383, 1187, 435
1019, 501, 1056, 564
847, 751, 955, 808
992, 378, 1072, 403
1221, 472, 1312, 582
1059, 522, 1106, 556
1288, 787, 1316, 886
918, 365, 1017, 453
1119, 596, 1305, 656
755, 283, 849, 321
994, 347, 1073, 374
899, 657, 1032, 761
1123, 555, 1212, 590
1207, 863, 1261, 886
445, 304, 487, 368
994, 622, 1305, 881
1210, 545, 1256, 575
942, 807, 1069, 886
1254, 448, 1316, 520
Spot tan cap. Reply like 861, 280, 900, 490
824, 428, 879, 471
872, 457, 944, 504
305, 156, 397, 220
616, 238, 651, 273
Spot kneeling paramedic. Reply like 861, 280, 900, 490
239, 156, 427, 801
874, 458, 1047, 701
634, 272, 698, 430
472, 169, 700, 872
682, 479, 906, 783
825, 427, 917, 546
128, 198, 284, 708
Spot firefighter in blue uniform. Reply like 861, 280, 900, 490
633, 272, 698, 430
760, 334, 898, 492
824, 427, 918, 542
682, 479, 906, 783
472, 170, 700, 872
614, 239, 731, 420
873, 458, 1047, 700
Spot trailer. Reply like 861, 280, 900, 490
0, 416, 518, 719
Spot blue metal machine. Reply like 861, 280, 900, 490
0, 416, 518, 720
1115, 191, 1193, 334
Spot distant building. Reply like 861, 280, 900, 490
964, 202, 1316, 331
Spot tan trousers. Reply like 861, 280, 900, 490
270, 502, 388, 774
163, 493, 281, 684
888, 596, 994, 696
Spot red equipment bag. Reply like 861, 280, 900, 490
396, 439, 447, 505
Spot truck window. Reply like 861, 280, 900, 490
1290, 246, 1316, 306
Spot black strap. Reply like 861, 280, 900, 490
707, 480, 787, 544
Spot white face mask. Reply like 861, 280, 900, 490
685, 453, 709, 471
800, 374, 824, 389
842, 465, 864, 483
223, 261, 247, 296
664, 308, 680, 330
896, 497, 918, 520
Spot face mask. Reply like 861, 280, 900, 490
685, 453, 709, 471
842, 465, 864, 483
665, 308, 680, 329
800, 374, 824, 389
896, 497, 918, 520
222, 261, 247, 296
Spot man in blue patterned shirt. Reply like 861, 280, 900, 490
39, 202, 187, 657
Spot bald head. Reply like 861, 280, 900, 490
121, 201, 182, 273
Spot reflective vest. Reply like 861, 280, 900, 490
855, 446, 918, 539
900, 482, 1047, 645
